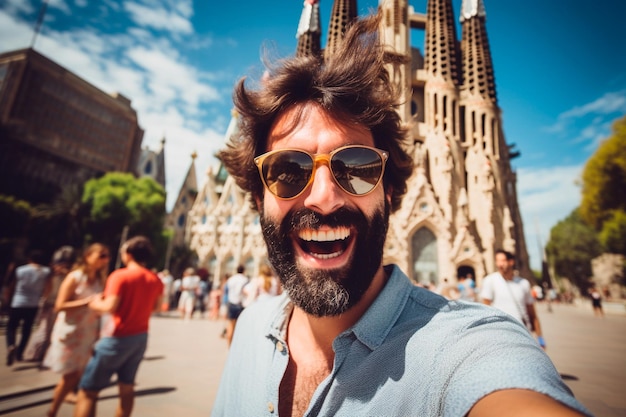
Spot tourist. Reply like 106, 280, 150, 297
212, 12, 590, 416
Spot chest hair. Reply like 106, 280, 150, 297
279, 356, 331, 417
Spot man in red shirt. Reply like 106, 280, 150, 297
74, 236, 163, 417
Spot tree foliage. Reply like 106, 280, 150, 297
546, 208, 603, 291
598, 209, 626, 256
82, 173, 167, 265
580, 116, 626, 229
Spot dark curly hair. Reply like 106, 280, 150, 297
218, 11, 413, 212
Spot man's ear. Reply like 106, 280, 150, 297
385, 186, 393, 206
255, 196, 263, 212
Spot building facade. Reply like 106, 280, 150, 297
188, 0, 532, 285
0, 48, 144, 204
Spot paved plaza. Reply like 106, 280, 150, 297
1, 301, 624, 417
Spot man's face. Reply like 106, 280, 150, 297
258, 103, 390, 317
495, 253, 514, 275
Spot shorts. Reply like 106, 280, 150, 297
79, 333, 148, 391
226, 303, 244, 320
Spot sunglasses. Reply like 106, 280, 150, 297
254, 145, 388, 200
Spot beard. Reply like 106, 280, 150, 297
259, 202, 389, 317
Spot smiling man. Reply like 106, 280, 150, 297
211, 12, 591, 417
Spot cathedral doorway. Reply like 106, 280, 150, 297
411, 227, 438, 286
457, 265, 475, 281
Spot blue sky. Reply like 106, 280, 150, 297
1, 0, 625, 271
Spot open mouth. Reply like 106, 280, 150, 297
296, 226, 352, 260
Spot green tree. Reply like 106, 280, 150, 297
0, 195, 33, 283
82, 173, 167, 266
545, 208, 603, 291
32, 183, 86, 248
580, 116, 626, 229
598, 209, 626, 256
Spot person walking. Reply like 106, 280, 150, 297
589, 287, 604, 317
212, 12, 590, 416
223, 265, 248, 346
480, 249, 546, 349
242, 264, 281, 307
74, 236, 163, 417
4, 250, 51, 366
43, 243, 109, 417
23, 246, 76, 363
177, 267, 200, 320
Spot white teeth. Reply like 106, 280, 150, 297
312, 251, 342, 260
298, 227, 350, 242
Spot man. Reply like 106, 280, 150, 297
212, 13, 590, 417
74, 236, 163, 417
4, 250, 51, 366
223, 265, 249, 346
480, 249, 546, 349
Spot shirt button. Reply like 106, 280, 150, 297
276, 341, 284, 352
268, 402, 275, 413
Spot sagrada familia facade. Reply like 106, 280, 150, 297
186, 0, 532, 286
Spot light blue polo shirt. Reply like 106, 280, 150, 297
212, 265, 591, 417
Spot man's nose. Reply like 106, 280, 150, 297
303, 164, 346, 215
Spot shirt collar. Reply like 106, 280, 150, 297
265, 265, 411, 351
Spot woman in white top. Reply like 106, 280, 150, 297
44, 243, 109, 417
177, 267, 200, 320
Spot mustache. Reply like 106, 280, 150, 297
283, 207, 364, 233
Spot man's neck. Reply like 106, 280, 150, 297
287, 264, 388, 359
125, 260, 144, 270
500, 270, 514, 281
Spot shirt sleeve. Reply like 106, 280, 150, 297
104, 271, 123, 297
479, 275, 493, 301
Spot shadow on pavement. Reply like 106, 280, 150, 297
142, 355, 166, 361
99, 386, 177, 401
0, 385, 176, 415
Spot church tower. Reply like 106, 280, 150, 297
324, 0, 357, 60
458, 0, 529, 275
296, 0, 322, 57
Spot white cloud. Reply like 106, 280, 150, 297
517, 165, 582, 270
48, 0, 72, 14
560, 90, 626, 119
544, 89, 626, 139
2, 0, 36, 15
123, 1, 193, 34
0, 11, 34, 51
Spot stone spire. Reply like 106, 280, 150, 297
425, 0, 460, 86
459, 0, 497, 104
296, 0, 322, 58
324, 0, 357, 60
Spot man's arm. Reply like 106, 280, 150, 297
526, 303, 542, 337
152, 294, 163, 313
468, 389, 588, 417
89, 294, 120, 314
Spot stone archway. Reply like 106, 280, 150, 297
457, 265, 476, 281
411, 227, 438, 286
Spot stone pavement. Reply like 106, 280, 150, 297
0, 302, 624, 417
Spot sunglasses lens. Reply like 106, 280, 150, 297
331, 147, 384, 195
261, 150, 314, 198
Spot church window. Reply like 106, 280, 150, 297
419, 202, 429, 213
202, 215, 207, 225
144, 160, 152, 174
411, 228, 438, 286
177, 214, 185, 227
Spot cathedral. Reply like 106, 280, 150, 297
187, 0, 532, 287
